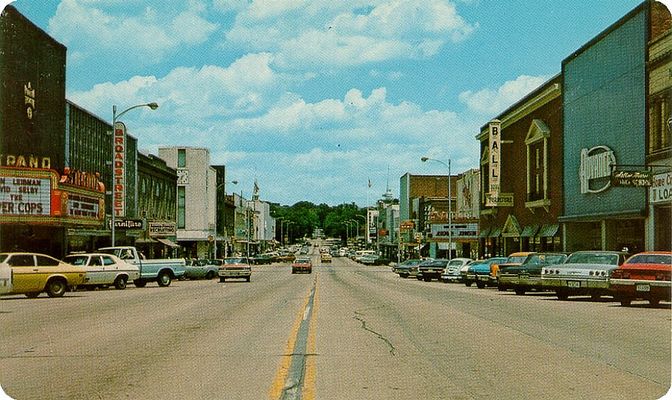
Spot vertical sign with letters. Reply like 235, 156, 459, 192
113, 121, 126, 217
487, 120, 501, 206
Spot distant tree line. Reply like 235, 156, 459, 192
270, 201, 366, 243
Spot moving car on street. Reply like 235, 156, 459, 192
393, 259, 424, 278
292, 257, 313, 274
218, 257, 252, 282
320, 252, 332, 263
63, 253, 140, 290
541, 250, 628, 300
609, 251, 672, 306
0, 253, 86, 298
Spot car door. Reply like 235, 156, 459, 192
86, 255, 106, 285
101, 255, 119, 283
9, 254, 41, 292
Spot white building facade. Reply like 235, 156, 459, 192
158, 147, 217, 258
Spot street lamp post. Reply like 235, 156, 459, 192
110, 102, 158, 247
349, 219, 360, 240
421, 157, 452, 260
215, 180, 238, 259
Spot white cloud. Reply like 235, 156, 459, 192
48, 0, 218, 65
225, 0, 476, 69
68, 53, 283, 120
458, 75, 551, 115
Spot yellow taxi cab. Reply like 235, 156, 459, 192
0, 252, 86, 298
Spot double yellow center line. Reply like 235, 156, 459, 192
269, 278, 319, 400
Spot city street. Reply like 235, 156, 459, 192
1, 256, 670, 400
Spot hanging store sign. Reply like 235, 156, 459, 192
579, 145, 615, 194
611, 170, 653, 187
651, 171, 672, 204
113, 122, 127, 217
109, 219, 144, 230
488, 120, 501, 196
431, 223, 478, 239
149, 221, 177, 237
0, 176, 51, 215
485, 192, 514, 207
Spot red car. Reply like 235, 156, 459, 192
609, 251, 671, 306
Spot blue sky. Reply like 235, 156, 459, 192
5, 0, 663, 206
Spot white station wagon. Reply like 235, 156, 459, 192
63, 253, 140, 290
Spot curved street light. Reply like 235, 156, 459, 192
421, 156, 452, 260
111, 102, 158, 246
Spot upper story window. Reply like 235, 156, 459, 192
525, 119, 551, 211
648, 89, 671, 154
177, 148, 186, 168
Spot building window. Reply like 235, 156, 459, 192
648, 89, 671, 153
177, 186, 186, 229
177, 148, 186, 168
525, 119, 551, 208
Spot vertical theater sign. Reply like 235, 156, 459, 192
113, 121, 126, 218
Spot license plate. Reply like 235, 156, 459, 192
636, 284, 650, 292
567, 281, 581, 288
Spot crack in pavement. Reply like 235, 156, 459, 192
353, 310, 396, 356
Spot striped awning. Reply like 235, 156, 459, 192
520, 224, 540, 238
537, 223, 559, 238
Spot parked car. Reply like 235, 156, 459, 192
541, 250, 629, 300
0, 253, 86, 298
360, 254, 389, 266
417, 259, 450, 282
468, 257, 508, 288
292, 257, 313, 274
98, 246, 186, 287
493, 252, 535, 291
498, 252, 568, 295
183, 259, 219, 280
218, 257, 252, 282
441, 258, 473, 283
610, 251, 672, 306
63, 253, 140, 289
393, 259, 424, 278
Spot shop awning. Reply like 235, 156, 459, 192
478, 227, 491, 238
520, 224, 540, 238
537, 223, 559, 238
489, 227, 502, 238
157, 238, 180, 248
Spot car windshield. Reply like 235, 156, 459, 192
565, 252, 619, 265
401, 259, 421, 266
0, 254, 8, 263
506, 255, 528, 264
224, 258, 248, 264
63, 255, 89, 266
626, 254, 672, 265
448, 260, 465, 266
525, 254, 566, 265
296, 258, 311, 263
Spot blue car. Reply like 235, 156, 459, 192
467, 257, 508, 288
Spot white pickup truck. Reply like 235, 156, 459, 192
98, 246, 186, 287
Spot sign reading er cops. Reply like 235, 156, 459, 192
0, 176, 51, 215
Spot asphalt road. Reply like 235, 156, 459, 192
1, 256, 670, 400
